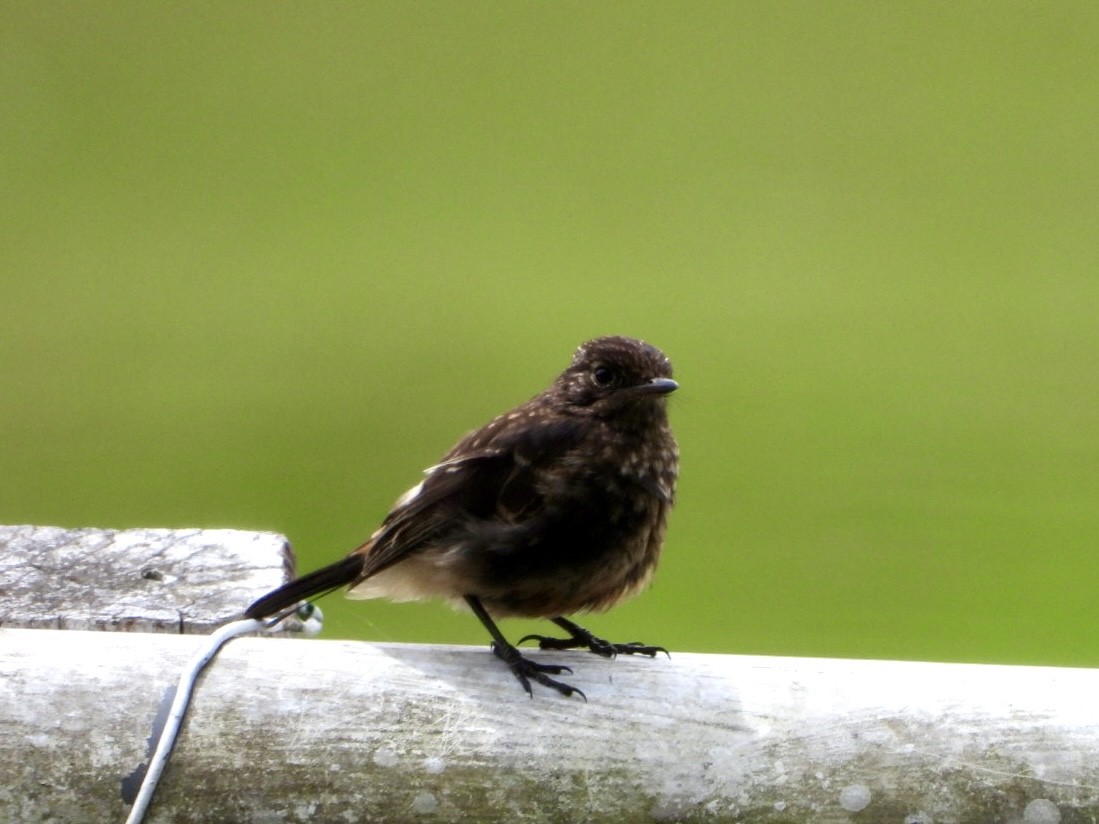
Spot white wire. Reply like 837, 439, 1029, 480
123, 617, 265, 824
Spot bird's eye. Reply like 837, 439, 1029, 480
591, 365, 616, 387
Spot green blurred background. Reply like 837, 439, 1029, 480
3, 3, 1097, 666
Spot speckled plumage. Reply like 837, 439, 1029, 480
245, 336, 679, 697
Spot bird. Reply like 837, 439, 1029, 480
244, 335, 679, 698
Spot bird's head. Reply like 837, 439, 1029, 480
555, 336, 677, 417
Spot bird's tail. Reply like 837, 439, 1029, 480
244, 554, 364, 620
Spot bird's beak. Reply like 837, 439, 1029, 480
634, 377, 678, 396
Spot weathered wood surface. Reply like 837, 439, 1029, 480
2, 627, 1097, 823
0, 525, 293, 633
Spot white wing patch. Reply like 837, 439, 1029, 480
392, 480, 424, 509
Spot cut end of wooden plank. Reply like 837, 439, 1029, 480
0, 525, 295, 633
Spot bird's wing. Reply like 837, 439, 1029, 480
351, 415, 586, 582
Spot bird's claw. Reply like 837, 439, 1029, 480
491, 642, 586, 700
518, 633, 668, 659
614, 641, 670, 658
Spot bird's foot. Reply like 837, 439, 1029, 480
519, 624, 669, 659
491, 642, 586, 700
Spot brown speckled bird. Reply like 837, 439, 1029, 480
245, 336, 679, 698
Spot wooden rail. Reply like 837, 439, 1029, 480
1, 525, 1096, 822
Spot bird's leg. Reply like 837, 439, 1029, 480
519, 616, 669, 659
465, 596, 586, 700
